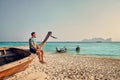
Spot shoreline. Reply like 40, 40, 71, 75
1, 45, 120, 59
4, 46, 120, 80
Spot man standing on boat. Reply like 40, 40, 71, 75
29, 32, 45, 64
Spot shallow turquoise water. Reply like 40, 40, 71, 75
0, 42, 120, 58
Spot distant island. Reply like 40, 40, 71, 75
81, 38, 112, 42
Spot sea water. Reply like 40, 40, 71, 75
0, 42, 120, 58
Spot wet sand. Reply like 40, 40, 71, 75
5, 47, 120, 80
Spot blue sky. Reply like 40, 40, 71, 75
0, 0, 120, 41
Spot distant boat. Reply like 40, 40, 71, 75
56, 47, 67, 53
0, 47, 35, 80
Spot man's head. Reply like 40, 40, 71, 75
31, 32, 36, 38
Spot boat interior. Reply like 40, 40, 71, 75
0, 48, 31, 66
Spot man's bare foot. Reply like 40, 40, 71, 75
40, 61, 46, 64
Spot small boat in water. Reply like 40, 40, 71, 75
0, 47, 35, 80
56, 47, 67, 53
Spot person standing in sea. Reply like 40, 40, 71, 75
29, 32, 45, 64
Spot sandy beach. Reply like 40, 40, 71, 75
3, 47, 119, 80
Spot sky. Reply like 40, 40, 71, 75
0, 0, 120, 41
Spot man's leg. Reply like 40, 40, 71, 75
40, 50, 44, 62
36, 50, 41, 62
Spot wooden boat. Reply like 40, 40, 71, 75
0, 31, 53, 79
0, 47, 35, 80
56, 47, 67, 53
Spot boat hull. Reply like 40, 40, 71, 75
0, 47, 35, 80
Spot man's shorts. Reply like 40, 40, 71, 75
30, 48, 37, 54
